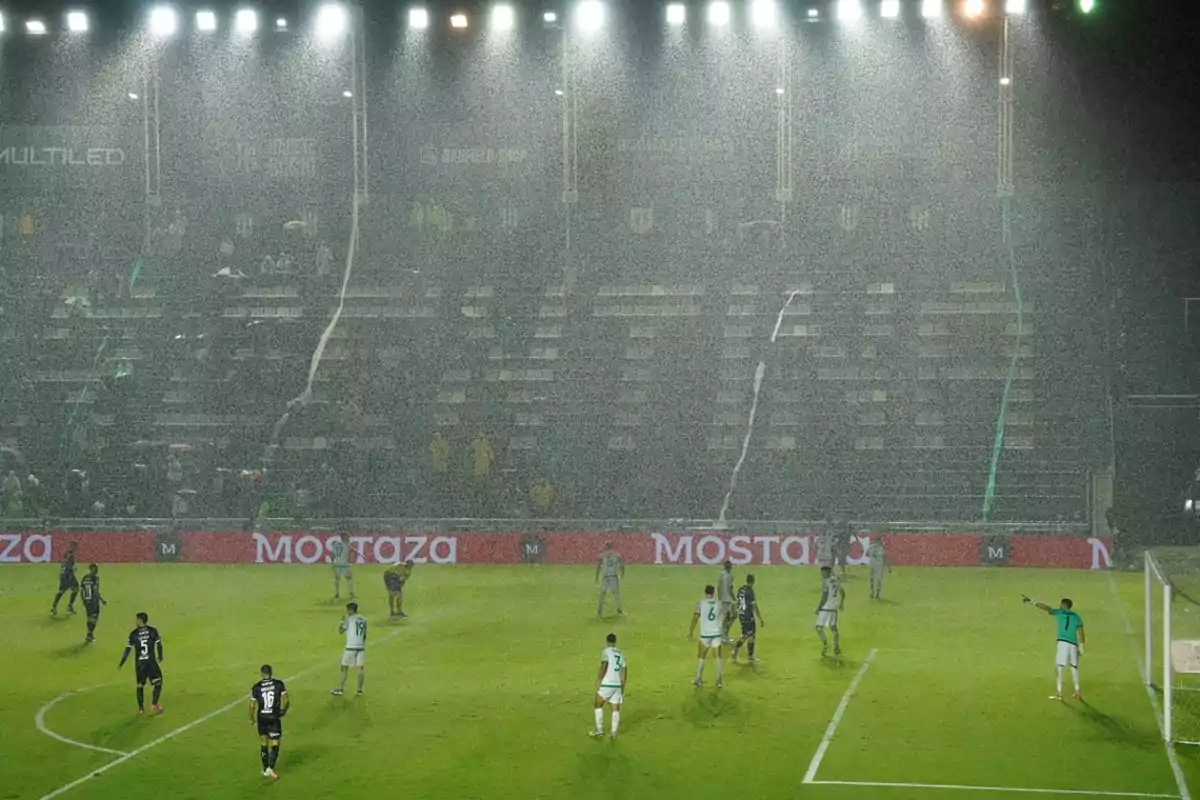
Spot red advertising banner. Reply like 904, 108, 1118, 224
0, 530, 1113, 570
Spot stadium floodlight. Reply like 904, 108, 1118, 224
665, 3, 686, 25
751, 0, 777, 28
196, 10, 217, 31
963, 0, 985, 18
576, 0, 604, 32
1005, 0, 1026, 13
491, 4, 516, 30
149, 6, 178, 36
921, 0, 943, 18
837, 0, 863, 23
881, 0, 901, 18
316, 4, 348, 37
67, 11, 89, 32
807, 8, 819, 19
26, 18, 47, 35
450, 12, 468, 28
342, 90, 353, 98
276, 17, 287, 29
128, 92, 140, 100
235, 9, 258, 34
1078, 0, 1095, 12
409, 7, 430, 29
543, 11, 558, 23
707, 1, 731, 26
0, 13, 5, 33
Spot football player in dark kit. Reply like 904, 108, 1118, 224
80, 564, 107, 643
50, 540, 80, 617
249, 664, 289, 781
119, 612, 164, 714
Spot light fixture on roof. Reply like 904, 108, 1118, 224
196, 10, 217, 31
576, 0, 604, 32
963, 0, 986, 18
1005, 0, 1026, 12
149, 6, 178, 37
235, 9, 258, 34
921, 0, 943, 18
450, 12, 468, 29
707, 1, 731, 26
666, 3, 686, 26
67, 11, 89, 32
751, 0, 776, 28
491, 4, 516, 30
409, 7, 430, 29
837, 0, 863, 23
276, 17, 288, 30
543, 11, 558, 23
315, 4, 348, 38
881, 0, 901, 18
26, 18, 47, 35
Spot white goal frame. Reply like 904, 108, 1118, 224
1145, 550, 1175, 742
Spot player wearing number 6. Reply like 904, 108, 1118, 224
590, 633, 627, 740
1023, 595, 1085, 701
250, 665, 288, 781
688, 585, 725, 688
331, 602, 367, 697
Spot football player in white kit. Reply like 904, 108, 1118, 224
688, 585, 725, 688
590, 632, 627, 740
331, 602, 367, 696
816, 566, 844, 657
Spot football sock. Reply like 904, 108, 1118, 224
1056, 666, 1064, 695
817, 627, 827, 646
136, 687, 145, 710
86, 619, 96, 636
260, 746, 269, 770
347, 577, 355, 597
152, 683, 162, 705
52, 590, 65, 609
68, 590, 78, 608
611, 711, 620, 736
1071, 666, 1080, 693
268, 744, 280, 769
748, 641, 756, 659
333, 575, 339, 597
715, 658, 723, 682
696, 659, 705, 680
594, 708, 603, 731
338, 667, 348, 690
356, 671, 365, 693
833, 629, 840, 651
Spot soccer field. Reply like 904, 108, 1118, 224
3, 564, 1198, 800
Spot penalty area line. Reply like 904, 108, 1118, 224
37, 630, 404, 800
802, 647, 877, 785
36, 681, 130, 757
807, 779, 1179, 798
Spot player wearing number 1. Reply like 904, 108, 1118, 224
590, 633, 627, 740
250, 665, 288, 781
1023, 595, 1085, 701
331, 602, 367, 696
688, 585, 725, 688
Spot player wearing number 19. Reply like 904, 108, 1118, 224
119, 612, 164, 714
590, 633, 627, 740
1023, 595, 1085, 701
331, 602, 367, 696
249, 665, 288, 781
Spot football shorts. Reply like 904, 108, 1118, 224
816, 610, 839, 628
1055, 640, 1079, 668
596, 686, 624, 705
341, 649, 365, 668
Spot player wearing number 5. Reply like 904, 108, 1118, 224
119, 612, 164, 714
331, 602, 367, 697
250, 665, 288, 781
590, 633, 627, 740
1023, 595, 1085, 701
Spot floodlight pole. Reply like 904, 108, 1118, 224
560, 24, 579, 260
997, 15, 1014, 199
775, 33, 793, 255
354, 4, 369, 202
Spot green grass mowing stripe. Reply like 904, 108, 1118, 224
36, 628, 404, 800
802, 647, 878, 784
808, 779, 1179, 797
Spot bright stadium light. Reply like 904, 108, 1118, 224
543, 11, 558, 23
837, 0, 863, 23
1005, 0, 1026, 13
1078, 0, 1095, 12
26, 18, 47, 35
67, 11, 89, 32
196, 10, 217, 31
149, 6, 178, 36
881, 0, 901, 17
235, 9, 258, 34
450, 12, 468, 28
0, 13, 6, 33
128, 92, 140, 100
963, 0, 985, 18
342, 90, 353, 98
807, 8, 820, 19
491, 4, 516, 30
276, 17, 287, 29
665, 3, 686, 25
577, 0, 604, 32
316, 4, 348, 37
921, 0, 943, 18
409, 7, 430, 29
751, 0, 777, 28
707, 1, 730, 26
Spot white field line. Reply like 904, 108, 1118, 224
807, 779, 1178, 798
802, 647, 877, 784
1108, 571, 1192, 800
36, 681, 129, 756
37, 630, 403, 800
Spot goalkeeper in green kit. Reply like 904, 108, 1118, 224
1023, 595, 1084, 702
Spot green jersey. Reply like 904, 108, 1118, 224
331, 538, 350, 567
1051, 609, 1083, 645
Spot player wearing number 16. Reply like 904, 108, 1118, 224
250, 665, 288, 781
331, 602, 367, 696
590, 633, 627, 740
119, 612, 164, 714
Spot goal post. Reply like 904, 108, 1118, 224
1145, 549, 1200, 745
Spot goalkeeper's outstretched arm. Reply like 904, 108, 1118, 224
1021, 594, 1054, 613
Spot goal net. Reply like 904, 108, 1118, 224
1145, 549, 1200, 745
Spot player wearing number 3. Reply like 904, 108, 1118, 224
250, 664, 288, 780
1023, 595, 1085, 701
590, 633, 627, 740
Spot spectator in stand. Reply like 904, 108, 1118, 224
430, 432, 451, 479
166, 452, 184, 486
3, 471, 21, 507
65, 469, 89, 517
530, 479, 556, 518
26, 474, 46, 518
470, 434, 493, 480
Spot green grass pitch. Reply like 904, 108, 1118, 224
3, 564, 1199, 800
